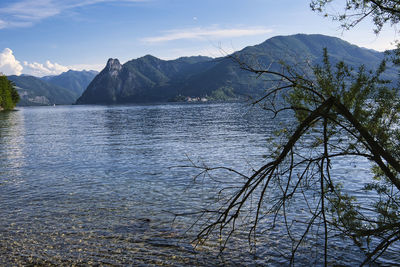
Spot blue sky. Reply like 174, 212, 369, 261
0, 0, 398, 76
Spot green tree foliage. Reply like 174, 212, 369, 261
0, 75, 19, 111
189, 49, 399, 265
310, 0, 400, 34
186, 2, 400, 265
210, 86, 237, 101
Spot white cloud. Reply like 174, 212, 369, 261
0, 48, 23, 75
0, 0, 60, 26
0, 19, 7, 29
23, 60, 69, 77
0, 0, 147, 29
0, 47, 92, 76
141, 26, 273, 43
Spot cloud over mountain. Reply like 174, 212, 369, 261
23, 60, 68, 77
0, 48, 23, 75
0, 47, 70, 76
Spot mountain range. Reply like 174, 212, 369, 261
8, 70, 98, 106
77, 34, 396, 105
7, 34, 397, 106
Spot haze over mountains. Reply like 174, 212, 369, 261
41, 70, 99, 97
8, 34, 396, 106
8, 70, 98, 106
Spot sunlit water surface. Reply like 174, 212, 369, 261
0, 103, 398, 266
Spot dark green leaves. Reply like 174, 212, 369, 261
0, 75, 19, 111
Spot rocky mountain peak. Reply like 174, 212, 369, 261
106, 58, 122, 77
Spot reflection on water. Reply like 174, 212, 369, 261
0, 110, 25, 186
0, 103, 398, 265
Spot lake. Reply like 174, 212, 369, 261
0, 102, 398, 266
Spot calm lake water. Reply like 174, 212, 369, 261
0, 102, 398, 266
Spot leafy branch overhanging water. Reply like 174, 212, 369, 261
179, 49, 400, 266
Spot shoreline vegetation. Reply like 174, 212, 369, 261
170, 86, 240, 102
0, 73, 19, 111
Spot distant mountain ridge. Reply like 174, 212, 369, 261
9, 75, 77, 106
9, 70, 98, 106
41, 70, 99, 96
77, 34, 396, 105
